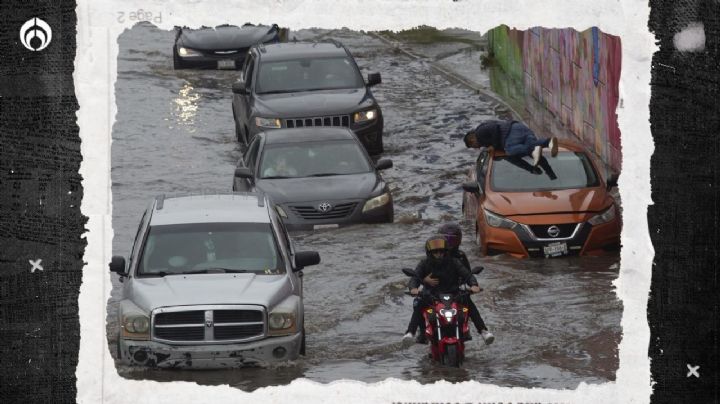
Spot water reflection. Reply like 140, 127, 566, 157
173, 81, 200, 127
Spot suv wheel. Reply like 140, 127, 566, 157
300, 327, 306, 356
367, 135, 384, 155
173, 47, 184, 70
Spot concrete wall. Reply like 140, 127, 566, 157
488, 25, 622, 173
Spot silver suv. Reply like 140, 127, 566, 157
109, 193, 320, 368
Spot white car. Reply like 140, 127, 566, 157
109, 192, 320, 368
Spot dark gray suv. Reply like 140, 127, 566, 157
231, 40, 384, 155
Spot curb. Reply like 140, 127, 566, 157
368, 31, 524, 121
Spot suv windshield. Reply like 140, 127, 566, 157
490, 152, 600, 192
137, 222, 284, 276
255, 57, 364, 94
259, 140, 372, 179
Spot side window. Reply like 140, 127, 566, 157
244, 54, 255, 89
244, 137, 261, 171
476, 151, 489, 189
128, 210, 149, 272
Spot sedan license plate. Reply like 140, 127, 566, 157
543, 242, 568, 257
313, 224, 339, 230
217, 59, 236, 69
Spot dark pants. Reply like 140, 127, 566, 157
504, 123, 549, 157
406, 294, 487, 335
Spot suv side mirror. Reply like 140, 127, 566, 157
232, 80, 247, 94
367, 73, 381, 86
606, 173, 619, 190
109, 256, 127, 276
375, 159, 393, 170
294, 251, 320, 271
234, 167, 253, 179
462, 181, 480, 194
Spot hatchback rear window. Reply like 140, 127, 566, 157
490, 152, 599, 192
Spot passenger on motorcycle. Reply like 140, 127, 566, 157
402, 234, 493, 345
437, 223, 494, 344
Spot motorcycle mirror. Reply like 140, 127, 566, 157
401, 268, 415, 277
471, 266, 484, 274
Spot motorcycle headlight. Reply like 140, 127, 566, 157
439, 308, 457, 321
268, 296, 299, 336
362, 192, 391, 213
255, 117, 282, 128
588, 205, 616, 226
484, 209, 518, 229
353, 109, 377, 123
178, 47, 202, 57
276, 205, 288, 219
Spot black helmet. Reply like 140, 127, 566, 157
438, 223, 462, 250
425, 234, 448, 261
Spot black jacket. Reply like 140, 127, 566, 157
409, 256, 478, 293
466, 120, 516, 150
451, 249, 471, 270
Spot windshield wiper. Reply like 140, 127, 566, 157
184, 268, 250, 274
141, 271, 170, 277
262, 175, 293, 179
308, 172, 343, 177
257, 90, 294, 95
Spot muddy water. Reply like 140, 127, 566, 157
110, 24, 622, 390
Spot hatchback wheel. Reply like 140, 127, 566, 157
475, 222, 485, 257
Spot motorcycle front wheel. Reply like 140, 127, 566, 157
444, 344, 460, 367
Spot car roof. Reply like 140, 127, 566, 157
256, 42, 348, 62
490, 140, 587, 157
150, 193, 270, 226
260, 127, 357, 144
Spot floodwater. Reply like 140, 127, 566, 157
109, 24, 622, 390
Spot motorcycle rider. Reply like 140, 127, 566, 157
437, 223, 494, 344
402, 234, 491, 345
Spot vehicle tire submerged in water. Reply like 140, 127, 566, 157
300, 327, 306, 356
173, 46, 184, 70
444, 344, 460, 367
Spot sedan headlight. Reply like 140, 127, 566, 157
178, 47, 202, 57
255, 117, 282, 128
588, 205, 616, 226
363, 192, 391, 212
353, 109, 377, 123
268, 296, 300, 336
484, 209, 518, 229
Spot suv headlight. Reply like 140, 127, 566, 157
255, 117, 282, 128
484, 209, 518, 229
120, 301, 150, 340
268, 296, 300, 336
353, 109, 377, 123
588, 205, 616, 226
363, 192, 391, 212
178, 47, 202, 57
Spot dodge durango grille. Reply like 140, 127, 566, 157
289, 202, 357, 220
285, 115, 350, 128
153, 306, 265, 344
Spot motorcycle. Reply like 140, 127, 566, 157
402, 266, 484, 367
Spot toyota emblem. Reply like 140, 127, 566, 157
547, 225, 561, 238
317, 202, 332, 212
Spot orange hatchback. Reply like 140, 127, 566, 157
461, 142, 621, 258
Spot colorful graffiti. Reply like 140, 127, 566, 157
488, 25, 622, 172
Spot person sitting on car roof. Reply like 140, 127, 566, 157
463, 119, 558, 166
401, 234, 484, 345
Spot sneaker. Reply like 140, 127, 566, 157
481, 330, 495, 345
549, 137, 559, 157
531, 146, 541, 166
402, 331, 415, 346
415, 332, 428, 344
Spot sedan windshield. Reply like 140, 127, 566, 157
490, 152, 600, 192
255, 57, 364, 94
137, 223, 284, 277
259, 140, 372, 179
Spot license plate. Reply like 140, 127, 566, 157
543, 242, 568, 257
217, 59, 235, 69
313, 224, 339, 230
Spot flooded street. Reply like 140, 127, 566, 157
110, 24, 621, 390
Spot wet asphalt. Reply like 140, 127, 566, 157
110, 24, 622, 390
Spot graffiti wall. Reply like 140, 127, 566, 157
488, 25, 622, 173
